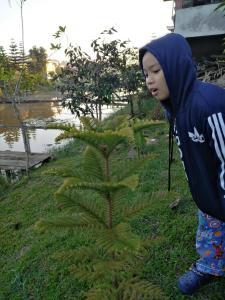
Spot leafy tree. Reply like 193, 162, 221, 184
89, 28, 126, 120
0, 46, 8, 67
56, 45, 94, 117
0, 46, 13, 96
37, 120, 167, 300
119, 47, 144, 117
55, 28, 143, 119
50, 25, 66, 51
216, 0, 225, 13
28, 46, 47, 75
0, 45, 19, 97
0, 42, 49, 97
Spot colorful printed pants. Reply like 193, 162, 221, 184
196, 210, 225, 276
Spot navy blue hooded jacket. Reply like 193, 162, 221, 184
139, 33, 225, 221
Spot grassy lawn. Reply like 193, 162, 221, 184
1, 99, 225, 299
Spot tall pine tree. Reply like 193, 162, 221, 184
8, 39, 20, 70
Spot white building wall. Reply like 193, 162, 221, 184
174, 3, 225, 37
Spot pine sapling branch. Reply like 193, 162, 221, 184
105, 155, 110, 182
107, 192, 113, 229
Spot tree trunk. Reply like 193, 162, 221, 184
129, 95, 134, 118
11, 71, 31, 176
137, 96, 142, 115
95, 103, 99, 120
98, 103, 102, 121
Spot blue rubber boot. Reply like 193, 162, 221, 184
177, 264, 216, 295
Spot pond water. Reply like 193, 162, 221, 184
0, 102, 122, 153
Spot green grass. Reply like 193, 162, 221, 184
1, 100, 225, 299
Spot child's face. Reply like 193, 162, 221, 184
142, 52, 170, 101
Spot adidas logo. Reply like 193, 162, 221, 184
188, 127, 205, 143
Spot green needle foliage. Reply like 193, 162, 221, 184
80, 114, 166, 159
37, 120, 168, 299
79, 116, 102, 132
96, 114, 166, 158
133, 120, 165, 158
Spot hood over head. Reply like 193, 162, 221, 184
139, 33, 197, 116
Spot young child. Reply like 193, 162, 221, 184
139, 33, 225, 295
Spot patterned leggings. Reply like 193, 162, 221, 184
196, 211, 225, 276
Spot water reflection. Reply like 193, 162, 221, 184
0, 102, 121, 152
0, 102, 64, 152
0, 128, 20, 148
0, 101, 62, 126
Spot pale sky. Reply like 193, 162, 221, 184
0, 0, 173, 61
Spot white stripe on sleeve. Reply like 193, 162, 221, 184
208, 113, 225, 190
